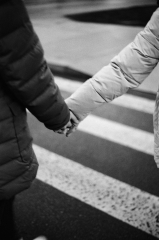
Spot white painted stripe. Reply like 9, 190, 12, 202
55, 77, 155, 114
78, 115, 154, 155
112, 94, 155, 114
34, 144, 159, 238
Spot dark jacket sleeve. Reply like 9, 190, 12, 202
0, 0, 70, 131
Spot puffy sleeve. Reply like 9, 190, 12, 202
0, 0, 70, 131
66, 7, 159, 121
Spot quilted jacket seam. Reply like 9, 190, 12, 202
11, 114, 23, 162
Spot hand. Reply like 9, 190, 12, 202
55, 111, 79, 137
66, 111, 79, 137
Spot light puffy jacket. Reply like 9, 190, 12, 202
66, 7, 159, 167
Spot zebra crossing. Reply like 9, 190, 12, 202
35, 144, 159, 238
28, 76, 159, 239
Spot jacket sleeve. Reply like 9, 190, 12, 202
66, 7, 159, 121
0, 0, 70, 131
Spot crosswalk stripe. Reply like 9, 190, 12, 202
55, 77, 155, 114
34, 144, 159, 238
78, 115, 154, 155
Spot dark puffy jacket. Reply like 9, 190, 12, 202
0, 0, 70, 200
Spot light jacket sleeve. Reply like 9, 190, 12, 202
66, 7, 159, 121
0, 0, 70, 131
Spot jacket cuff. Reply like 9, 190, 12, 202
45, 102, 70, 131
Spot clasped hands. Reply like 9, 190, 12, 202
54, 111, 79, 137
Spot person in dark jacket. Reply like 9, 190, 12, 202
0, 0, 78, 239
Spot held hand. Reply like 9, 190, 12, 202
66, 111, 79, 137
54, 111, 79, 136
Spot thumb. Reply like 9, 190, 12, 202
70, 111, 79, 125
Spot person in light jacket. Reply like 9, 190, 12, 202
63, 5, 159, 168
0, 0, 78, 239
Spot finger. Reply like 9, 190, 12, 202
70, 112, 79, 125
55, 129, 65, 134
66, 129, 75, 137
66, 125, 77, 137
63, 120, 72, 129
62, 128, 69, 135
56, 122, 71, 132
